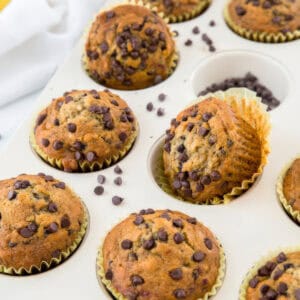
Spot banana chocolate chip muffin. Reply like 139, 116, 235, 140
163, 97, 262, 204
241, 250, 300, 300
98, 209, 224, 300
0, 174, 87, 274
31, 89, 138, 172
140, 0, 210, 23
224, 0, 300, 42
83, 4, 177, 90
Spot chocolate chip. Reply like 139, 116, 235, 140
19, 227, 35, 238
54, 118, 60, 126
94, 186, 104, 195
193, 251, 206, 262
86, 151, 96, 162
8, 241, 17, 248
202, 112, 212, 122
192, 26, 200, 34
7, 190, 17, 200
273, 269, 284, 280
235, 5, 246, 16
173, 289, 186, 299
87, 50, 99, 60
75, 151, 83, 160
140, 208, 155, 215
44, 175, 54, 182
106, 11, 115, 19
53, 140, 63, 150
105, 269, 113, 280
177, 144, 185, 153
277, 252, 287, 263
211, 170, 221, 181
184, 39, 192, 46
277, 282, 288, 294
146, 102, 154, 111
143, 237, 156, 250
284, 263, 293, 270
53, 182, 65, 189
173, 219, 184, 228
186, 123, 194, 132
41, 138, 50, 147
36, 113, 47, 126
187, 217, 197, 224
112, 195, 123, 206
100, 41, 109, 54
65, 95, 73, 103
131, 275, 144, 286
157, 229, 168, 241
157, 108, 164, 116
61, 215, 70, 228
178, 153, 188, 163
114, 177, 122, 186
119, 132, 127, 142
114, 166, 122, 174
201, 175, 211, 185
169, 268, 183, 280
209, 45, 216, 52
174, 232, 185, 244
121, 239, 133, 250
133, 215, 144, 225
48, 202, 58, 212
266, 289, 278, 299
158, 93, 166, 101
199, 127, 210, 137
67, 123, 77, 133
73, 141, 85, 151
208, 134, 217, 145
14, 180, 30, 189
249, 276, 259, 288
97, 175, 106, 184
295, 289, 300, 300
204, 238, 213, 249
46, 222, 58, 234
209, 20, 216, 26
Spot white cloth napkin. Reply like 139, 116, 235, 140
0, 0, 104, 107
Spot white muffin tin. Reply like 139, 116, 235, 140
1, 0, 300, 299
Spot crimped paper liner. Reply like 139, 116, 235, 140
156, 88, 271, 205
239, 245, 300, 299
0, 204, 88, 275
129, 0, 210, 23
96, 235, 226, 300
82, 1, 179, 90
224, 4, 300, 43
30, 128, 138, 172
276, 155, 300, 224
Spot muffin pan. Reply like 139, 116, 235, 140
0, 0, 300, 299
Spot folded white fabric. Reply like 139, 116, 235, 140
0, 0, 104, 107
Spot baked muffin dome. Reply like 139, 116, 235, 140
242, 250, 300, 299
83, 4, 177, 90
225, 0, 300, 42
163, 98, 262, 203
141, 0, 210, 22
99, 209, 223, 300
0, 174, 86, 274
32, 89, 138, 172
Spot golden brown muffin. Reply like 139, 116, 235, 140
242, 250, 300, 300
83, 4, 177, 90
163, 98, 262, 204
32, 89, 138, 172
0, 174, 87, 274
140, 0, 210, 22
283, 158, 300, 212
224, 0, 300, 42
99, 209, 223, 300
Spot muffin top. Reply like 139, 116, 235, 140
163, 98, 261, 203
283, 158, 300, 212
143, 0, 209, 21
0, 174, 85, 272
84, 4, 176, 90
227, 0, 300, 34
101, 209, 221, 300
245, 251, 300, 300
33, 89, 137, 172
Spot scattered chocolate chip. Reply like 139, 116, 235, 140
114, 177, 122, 186
99, 41, 109, 54
157, 108, 165, 116
201, 175, 211, 185
235, 5, 247, 16
54, 118, 60, 126
36, 113, 47, 126
192, 251, 206, 264
187, 217, 197, 224
260, 284, 270, 295
41, 138, 50, 147
53, 140, 63, 150
173, 219, 184, 228
140, 208, 155, 215
44, 175, 54, 182
114, 165, 122, 174
133, 215, 144, 225
174, 232, 185, 244
266, 289, 278, 299
19, 227, 34, 238
146, 102, 154, 111
204, 238, 213, 249
202, 112, 212, 122
61, 215, 70, 228
273, 269, 284, 280
65, 95, 73, 103
97, 174, 106, 184
177, 144, 185, 153
209, 45, 216, 52
53, 182, 65, 189
187, 123, 194, 132
131, 275, 144, 286
67, 123, 77, 133
112, 195, 123, 206
105, 269, 113, 280
209, 20, 216, 26
121, 239, 133, 250
106, 11, 115, 20
94, 186, 104, 195
277, 282, 288, 294
86, 151, 96, 162
87, 50, 99, 60
199, 127, 210, 137
192, 26, 200, 34
157, 229, 168, 241
158, 93, 166, 101
73, 141, 85, 151
178, 153, 188, 163
277, 252, 287, 263
14, 180, 30, 189
7, 190, 17, 200
173, 289, 187, 299
119, 132, 127, 142
45, 222, 58, 234
249, 276, 259, 288
48, 202, 58, 213
169, 268, 183, 280
184, 39, 192, 46
208, 134, 217, 145
143, 237, 156, 250
8, 241, 17, 248
210, 170, 221, 181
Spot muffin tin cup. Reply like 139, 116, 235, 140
30, 129, 138, 173
151, 88, 271, 204
96, 235, 226, 300
0, 204, 89, 276
276, 155, 300, 225
223, 4, 300, 43
239, 245, 300, 299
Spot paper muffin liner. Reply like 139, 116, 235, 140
155, 87, 271, 205
239, 245, 300, 299
96, 233, 226, 300
0, 203, 88, 275
276, 155, 300, 224
224, 4, 300, 43
30, 127, 138, 172
82, 1, 179, 90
